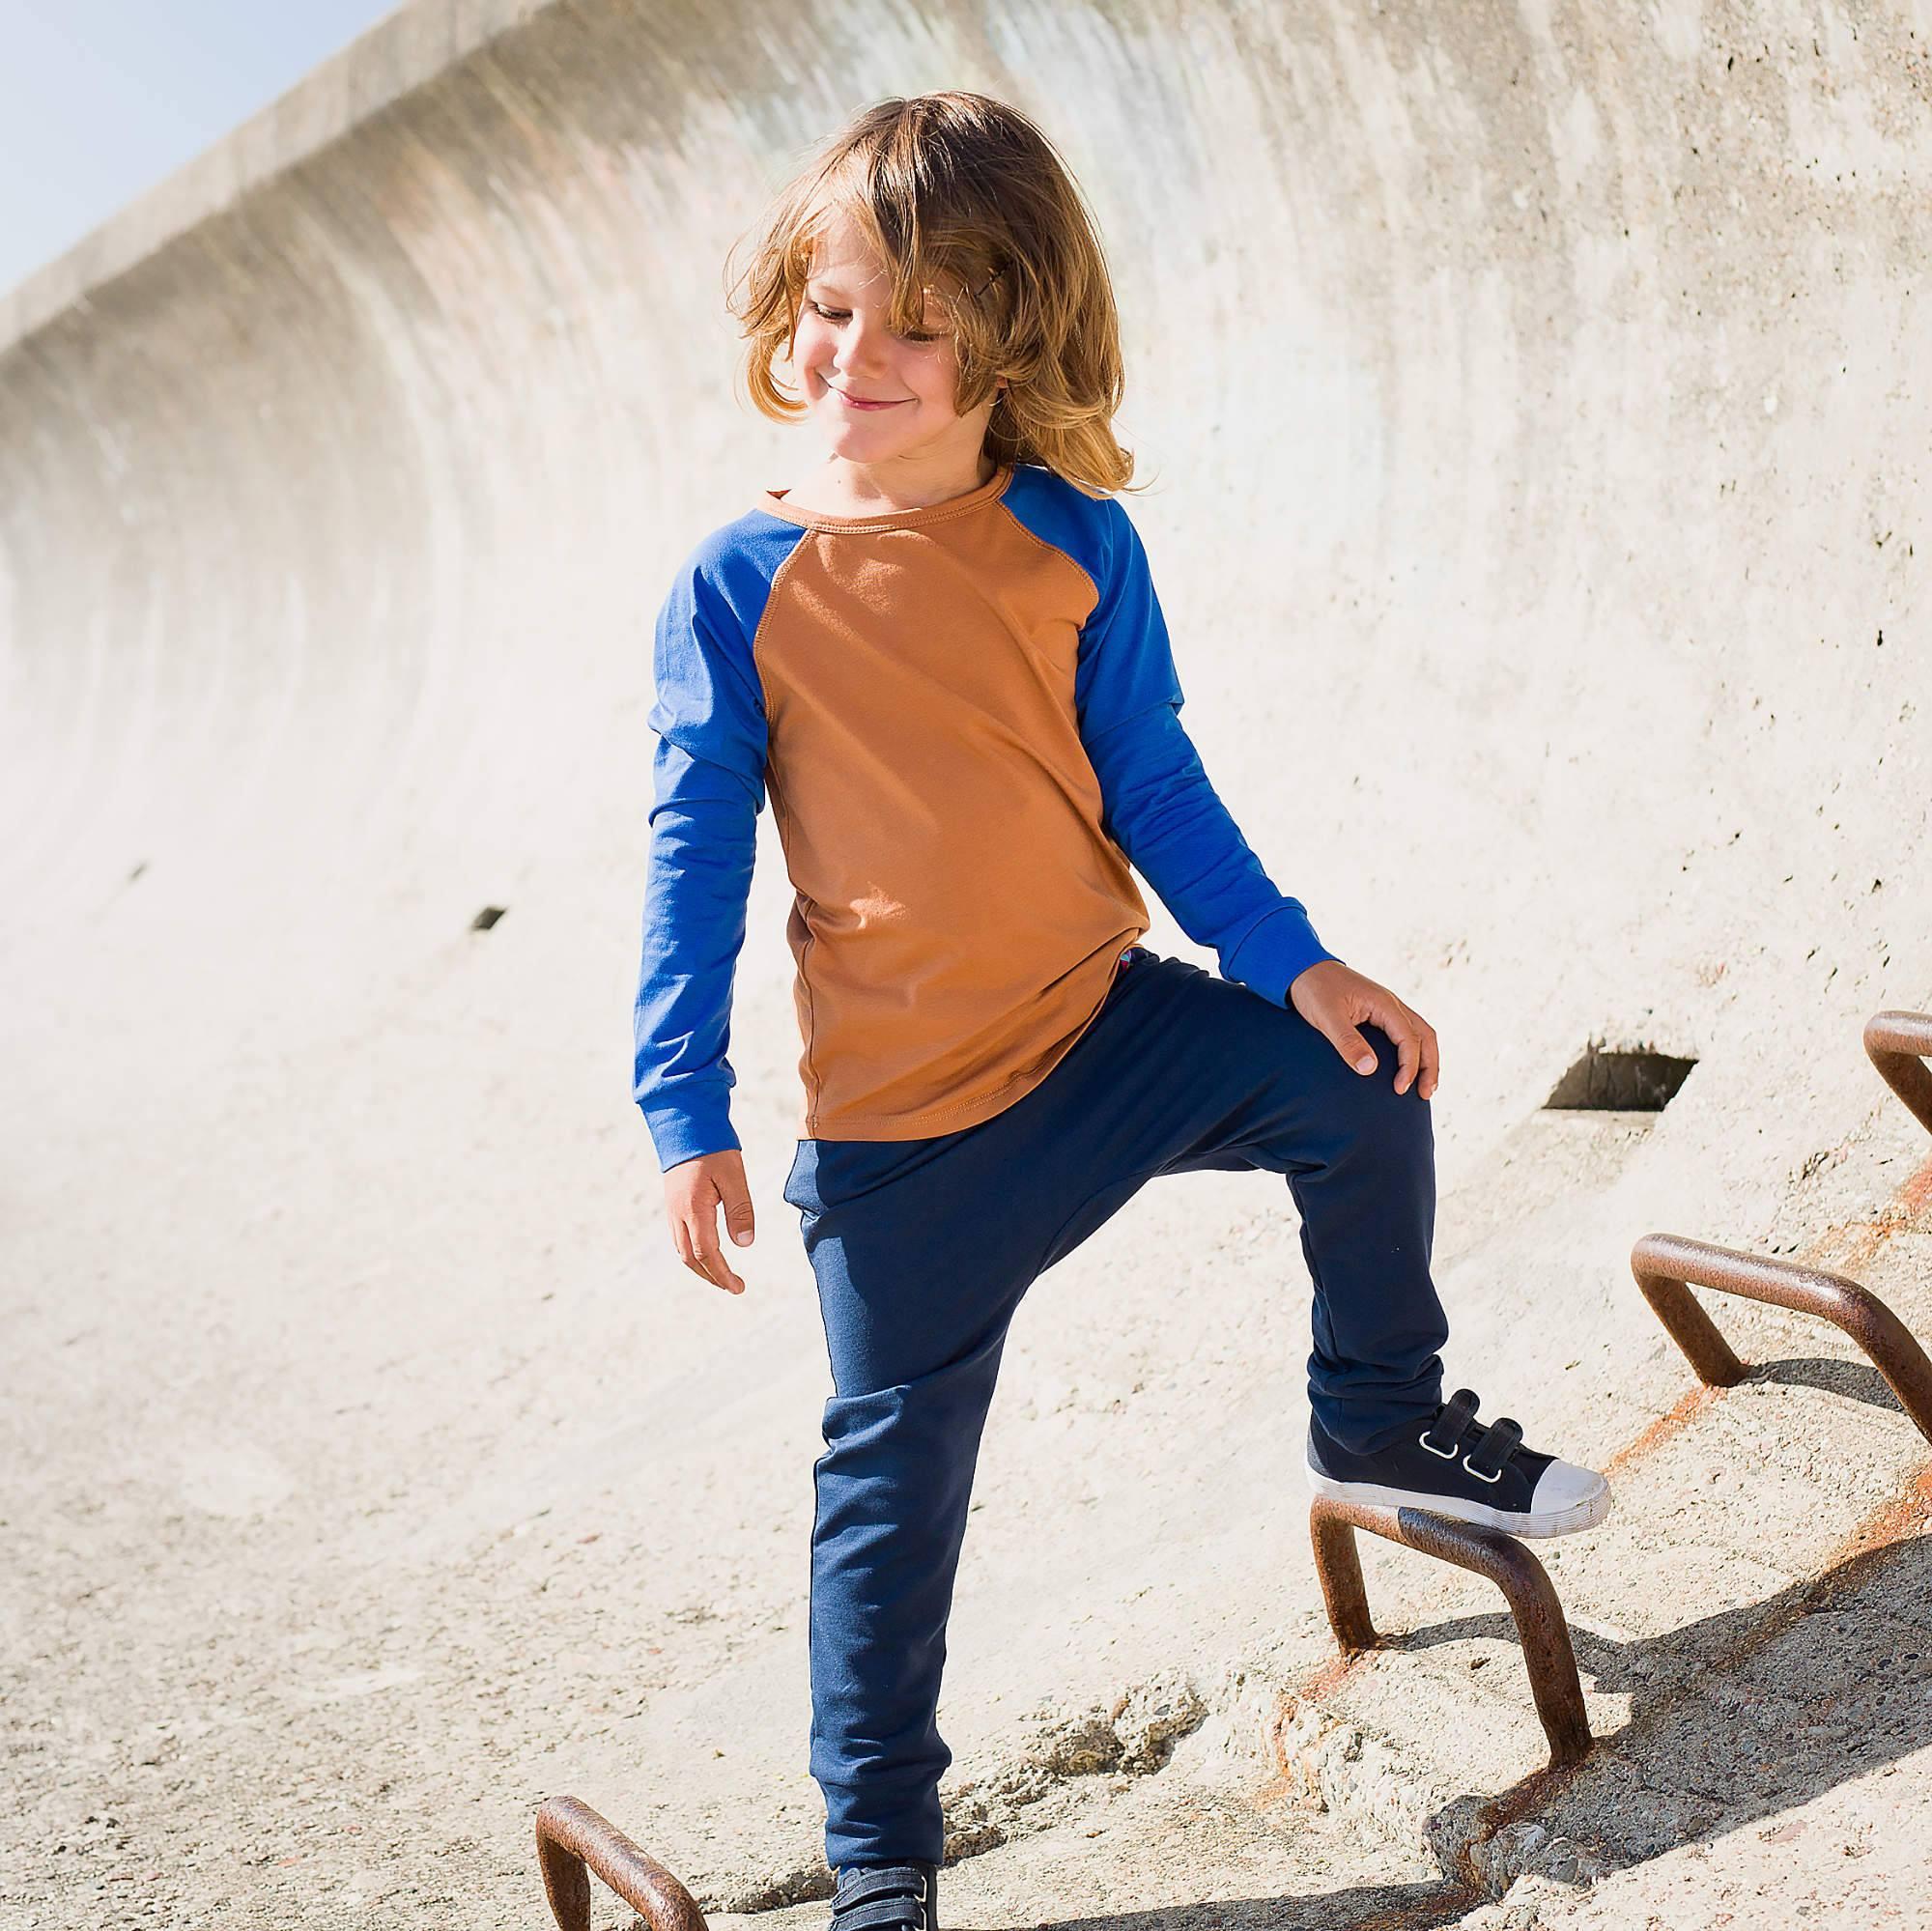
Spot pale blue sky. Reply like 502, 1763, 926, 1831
0, 0, 404, 297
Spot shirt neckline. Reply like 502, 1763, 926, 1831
755, 460, 1016, 531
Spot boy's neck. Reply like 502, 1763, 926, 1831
788, 450, 1000, 516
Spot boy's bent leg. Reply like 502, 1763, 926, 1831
1281, 1018, 1447, 1453
1155, 1009, 1447, 1454
1017, 955, 1448, 1457
1020, 953, 1607, 1537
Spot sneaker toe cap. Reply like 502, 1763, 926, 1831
1531, 1457, 1611, 1520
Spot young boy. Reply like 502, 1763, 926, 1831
633, 94, 1609, 1931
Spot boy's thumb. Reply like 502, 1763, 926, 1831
1335, 1028, 1378, 1076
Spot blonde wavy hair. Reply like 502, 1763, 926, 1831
724, 91, 1146, 499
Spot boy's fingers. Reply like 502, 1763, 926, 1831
678, 1221, 744, 1296
1389, 1008, 1421, 1094
696, 1235, 745, 1294
1322, 985, 1439, 1094
1358, 996, 1422, 1093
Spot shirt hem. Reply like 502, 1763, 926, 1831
794, 938, 1144, 1141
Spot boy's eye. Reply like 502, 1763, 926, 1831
807, 300, 940, 344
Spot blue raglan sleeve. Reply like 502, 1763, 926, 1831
632, 551, 769, 1173
1075, 497, 1341, 1007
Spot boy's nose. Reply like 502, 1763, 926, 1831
836, 312, 895, 356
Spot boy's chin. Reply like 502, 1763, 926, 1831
826, 408, 926, 433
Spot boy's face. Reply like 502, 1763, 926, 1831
791, 211, 999, 469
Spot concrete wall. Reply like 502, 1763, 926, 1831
3, 0, 1929, 1914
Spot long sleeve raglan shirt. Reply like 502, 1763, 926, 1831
633, 459, 1339, 1172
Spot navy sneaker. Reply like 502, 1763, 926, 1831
828, 1860, 939, 1931
1306, 1387, 1611, 1538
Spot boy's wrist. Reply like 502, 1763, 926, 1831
1287, 955, 1345, 999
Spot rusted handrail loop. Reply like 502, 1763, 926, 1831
1307, 1495, 1592, 1769
1864, 1008, 1932, 1135
535, 1794, 709, 1931
1632, 1231, 1932, 1446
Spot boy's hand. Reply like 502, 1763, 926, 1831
1288, 959, 1439, 1099
664, 1148, 756, 1295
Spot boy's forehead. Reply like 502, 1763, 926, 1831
807, 240, 950, 307
808, 213, 881, 283
809, 261, 936, 302
808, 260, 887, 298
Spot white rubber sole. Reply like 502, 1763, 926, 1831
1305, 1465, 1613, 1539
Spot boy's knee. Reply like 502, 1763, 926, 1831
819, 1320, 1008, 1452
813, 1350, 999, 1545
1318, 1023, 1434, 1143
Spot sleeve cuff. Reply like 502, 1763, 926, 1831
641, 1095, 740, 1174
1222, 901, 1340, 1007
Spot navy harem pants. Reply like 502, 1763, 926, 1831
781, 944, 1449, 1872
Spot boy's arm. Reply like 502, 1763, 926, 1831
633, 553, 769, 1171
633, 739, 759, 1170
1083, 704, 1338, 1004
1075, 499, 1341, 1008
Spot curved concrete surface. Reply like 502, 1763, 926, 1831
4, 3, 1929, 1925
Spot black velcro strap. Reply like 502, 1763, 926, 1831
1418, 1388, 1479, 1457
836, 1899, 927, 1931
833, 1864, 929, 1930
1464, 1415, 1524, 1480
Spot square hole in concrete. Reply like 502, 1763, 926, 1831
1544, 1043, 1697, 1111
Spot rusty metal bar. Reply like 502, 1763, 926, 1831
1307, 1495, 1593, 1769
535, 1794, 708, 1931
1864, 1008, 1932, 1135
1632, 1231, 1932, 1445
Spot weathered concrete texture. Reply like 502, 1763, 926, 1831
707, 1746, 1469, 1931
3, 1, 1931, 1926
1261, 1188, 1932, 1906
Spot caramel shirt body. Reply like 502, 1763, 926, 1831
751, 461, 1147, 1138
